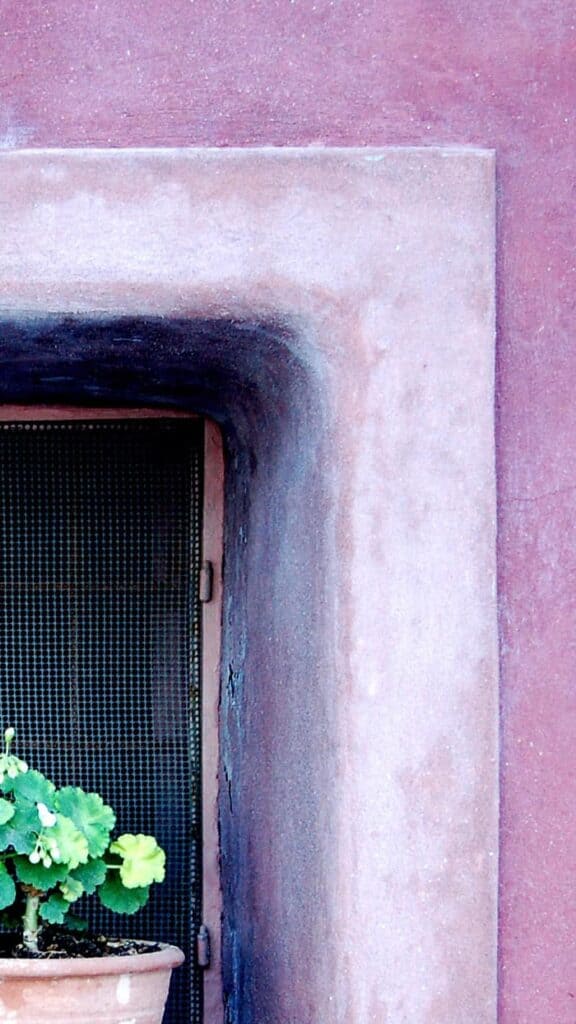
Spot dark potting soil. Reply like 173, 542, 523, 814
0, 927, 161, 959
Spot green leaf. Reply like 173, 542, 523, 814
0, 863, 16, 910
59, 877, 84, 903
70, 858, 107, 895
98, 876, 150, 914
39, 893, 69, 925
9, 770, 55, 806
65, 913, 88, 932
0, 904, 25, 931
14, 856, 68, 891
55, 787, 115, 858
0, 804, 39, 855
50, 815, 89, 870
0, 754, 29, 789
109, 834, 166, 889
0, 799, 14, 825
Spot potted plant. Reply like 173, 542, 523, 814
0, 727, 183, 1023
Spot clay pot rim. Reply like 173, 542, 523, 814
0, 941, 184, 977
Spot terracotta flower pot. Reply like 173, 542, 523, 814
0, 942, 184, 1023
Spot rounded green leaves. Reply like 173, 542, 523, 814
109, 834, 166, 889
0, 864, 16, 910
56, 788, 116, 858
0, 799, 15, 826
98, 876, 150, 914
0, 731, 167, 939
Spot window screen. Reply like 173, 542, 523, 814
0, 420, 204, 1024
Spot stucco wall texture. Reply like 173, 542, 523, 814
0, 3, 573, 1023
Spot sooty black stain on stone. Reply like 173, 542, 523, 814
0, 313, 337, 1024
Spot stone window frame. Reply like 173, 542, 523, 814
0, 147, 496, 1023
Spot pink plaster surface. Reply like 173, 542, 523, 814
0, 147, 496, 1023
0, 4, 571, 1019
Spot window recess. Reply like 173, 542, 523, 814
0, 418, 206, 1024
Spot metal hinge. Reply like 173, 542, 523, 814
199, 561, 214, 603
196, 923, 211, 968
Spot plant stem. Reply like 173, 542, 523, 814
23, 893, 40, 952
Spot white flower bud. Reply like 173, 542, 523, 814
37, 802, 57, 828
4, 728, 14, 743
7, 766, 18, 779
42, 855, 52, 868
18, 761, 28, 773
29, 850, 40, 865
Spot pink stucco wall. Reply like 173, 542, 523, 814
0, 3, 573, 1021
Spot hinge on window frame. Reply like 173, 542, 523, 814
199, 561, 214, 603
196, 924, 211, 968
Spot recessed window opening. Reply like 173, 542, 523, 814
0, 414, 207, 1024
0, 310, 322, 1024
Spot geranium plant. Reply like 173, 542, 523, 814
0, 728, 166, 952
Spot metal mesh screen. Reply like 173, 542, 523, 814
0, 420, 204, 1024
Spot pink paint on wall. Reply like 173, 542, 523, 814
0, 3, 574, 1021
